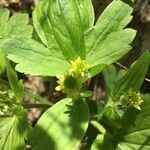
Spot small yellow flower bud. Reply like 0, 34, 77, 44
70, 57, 90, 77
119, 88, 143, 110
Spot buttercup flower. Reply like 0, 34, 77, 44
55, 57, 90, 96
70, 57, 90, 77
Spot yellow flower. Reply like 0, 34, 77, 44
120, 88, 143, 110
55, 57, 90, 95
132, 92, 143, 110
70, 57, 90, 77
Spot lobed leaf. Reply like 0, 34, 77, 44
2, 37, 70, 76
3, 14, 33, 38
0, 8, 33, 72
33, 0, 94, 61
87, 29, 136, 68
85, 0, 136, 68
2, 0, 137, 77
0, 8, 32, 39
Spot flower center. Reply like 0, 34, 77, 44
70, 57, 90, 77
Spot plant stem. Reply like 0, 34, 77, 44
23, 103, 51, 109
115, 62, 150, 82
25, 90, 53, 106
90, 120, 106, 134
0, 115, 12, 117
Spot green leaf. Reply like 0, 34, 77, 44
113, 51, 150, 102
6, 61, 24, 102
86, 29, 136, 68
2, 1, 136, 77
0, 79, 9, 91
91, 134, 104, 150
88, 64, 106, 77
102, 106, 121, 130
103, 65, 117, 105
28, 98, 89, 150
0, 49, 5, 73
2, 37, 70, 76
96, 0, 133, 28
0, 116, 26, 150
0, 8, 10, 37
3, 13, 32, 39
0, 8, 33, 72
0, 9, 9, 72
85, 0, 136, 67
80, 91, 93, 98
101, 132, 115, 150
0, 8, 32, 39
116, 94, 150, 149
33, 0, 94, 60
